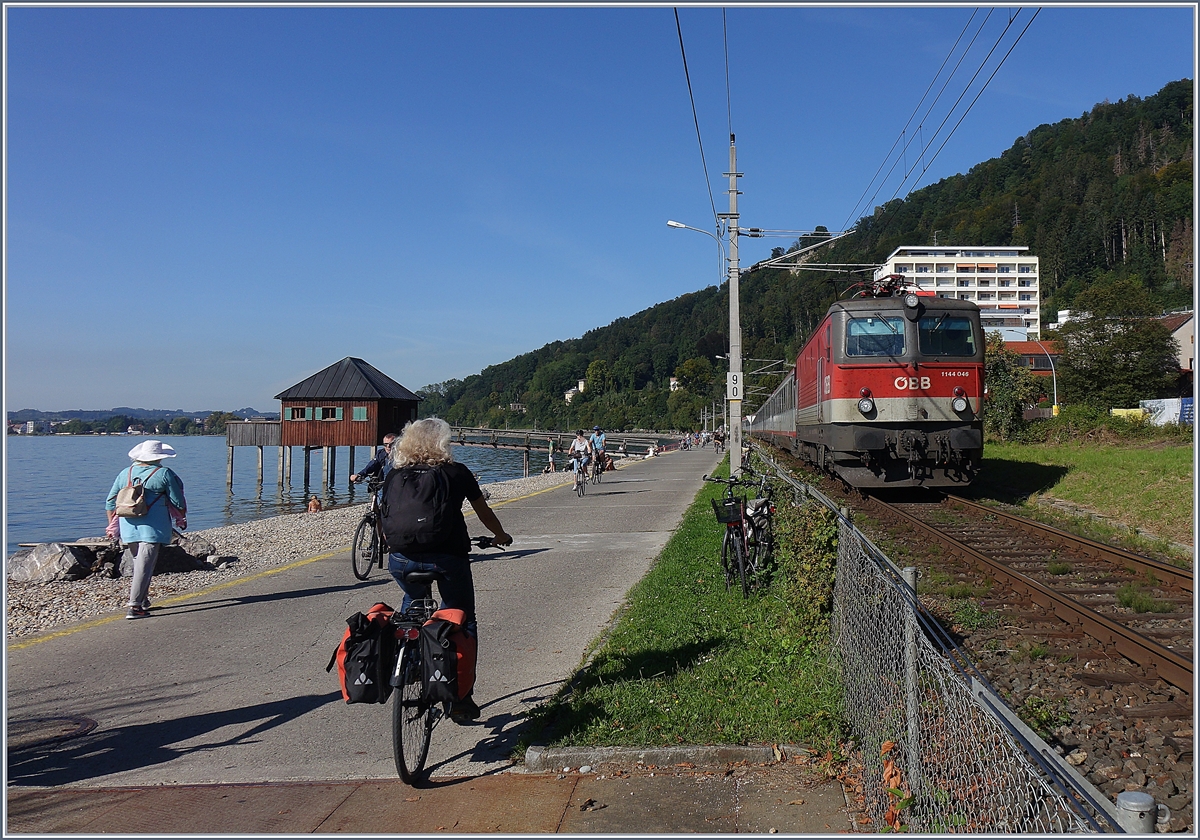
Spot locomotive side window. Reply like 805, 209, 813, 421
918, 314, 978, 356
846, 316, 906, 356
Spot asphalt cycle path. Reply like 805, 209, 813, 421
6, 448, 723, 789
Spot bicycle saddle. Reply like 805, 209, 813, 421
402, 570, 445, 585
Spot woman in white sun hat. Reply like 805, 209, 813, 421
104, 440, 188, 620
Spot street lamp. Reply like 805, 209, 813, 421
1033, 339, 1059, 416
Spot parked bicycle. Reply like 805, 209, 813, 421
703, 469, 775, 597
740, 465, 777, 584
351, 476, 388, 580
390, 535, 498, 784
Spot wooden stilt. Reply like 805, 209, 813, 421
257, 446, 264, 485
327, 446, 336, 487
304, 447, 311, 487
227, 445, 234, 488
523, 448, 529, 478
277, 445, 285, 487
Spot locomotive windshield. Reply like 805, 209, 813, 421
846, 316, 906, 356
918, 314, 978, 357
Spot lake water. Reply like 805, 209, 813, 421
5, 435, 535, 557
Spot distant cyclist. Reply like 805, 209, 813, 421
568, 430, 593, 477
589, 426, 607, 473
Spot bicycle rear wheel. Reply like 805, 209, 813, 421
352, 516, 378, 581
392, 644, 433, 784
731, 528, 749, 598
720, 528, 735, 591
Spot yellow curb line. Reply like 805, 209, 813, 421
8, 548, 346, 650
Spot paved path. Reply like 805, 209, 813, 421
6, 450, 723, 786
7, 448, 856, 833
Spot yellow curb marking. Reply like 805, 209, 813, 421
8, 548, 346, 650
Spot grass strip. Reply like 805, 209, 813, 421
519, 459, 845, 752
978, 441, 1193, 550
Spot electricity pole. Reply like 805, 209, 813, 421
723, 135, 744, 469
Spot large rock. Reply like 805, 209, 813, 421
118, 533, 219, 577
9, 543, 97, 583
174, 532, 218, 559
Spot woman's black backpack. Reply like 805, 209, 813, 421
380, 466, 452, 548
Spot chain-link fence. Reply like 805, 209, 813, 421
754, 449, 1123, 833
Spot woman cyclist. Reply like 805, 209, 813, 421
568, 430, 593, 488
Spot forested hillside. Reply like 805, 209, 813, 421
421, 79, 1193, 431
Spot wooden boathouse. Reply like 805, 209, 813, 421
226, 357, 422, 488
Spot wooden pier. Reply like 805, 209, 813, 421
224, 421, 675, 487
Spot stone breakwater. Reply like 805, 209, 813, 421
6, 470, 582, 640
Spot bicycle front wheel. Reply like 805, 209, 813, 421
352, 516, 378, 581
392, 644, 433, 784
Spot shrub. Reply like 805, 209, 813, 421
773, 498, 839, 642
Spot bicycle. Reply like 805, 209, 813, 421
741, 466, 777, 586
704, 473, 754, 597
351, 476, 388, 580
390, 535, 499, 784
590, 450, 605, 484
569, 453, 587, 496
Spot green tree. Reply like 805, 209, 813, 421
673, 357, 714, 395
983, 334, 1041, 440
169, 416, 194, 435
585, 359, 613, 396
1058, 316, 1179, 408
204, 412, 239, 435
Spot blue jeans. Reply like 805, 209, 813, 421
388, 550, 478, 637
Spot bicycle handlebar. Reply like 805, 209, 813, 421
471, 535, 503, 549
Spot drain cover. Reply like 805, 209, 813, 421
8, 716, 97, 751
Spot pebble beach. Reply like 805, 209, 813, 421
6, 470, 583, 640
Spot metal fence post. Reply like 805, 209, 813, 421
902, 566, 922, 809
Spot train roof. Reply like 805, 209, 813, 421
829, 297, 981, 315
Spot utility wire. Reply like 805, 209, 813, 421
885, 8, 1023, 203
870, 8, 1040, 241
913, 9, 1042, 190
674, 7, 719, 225
842, 9, 986, 230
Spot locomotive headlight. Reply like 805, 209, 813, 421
857, 387, 875, 415
951, 386, 970, 413
904, 293, 920, 309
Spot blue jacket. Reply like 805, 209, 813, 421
106, 463, 187, 545
358, 446, 392, 481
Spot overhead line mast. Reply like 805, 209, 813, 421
721, 134, 744, 468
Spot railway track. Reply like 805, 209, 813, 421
865, 493, 1193, 694
755, 442, 1194, 831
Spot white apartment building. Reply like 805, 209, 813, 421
874, 246, 1041, 338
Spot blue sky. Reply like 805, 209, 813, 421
5, 4, 1195, 412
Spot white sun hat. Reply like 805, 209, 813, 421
128, 440, 178, 462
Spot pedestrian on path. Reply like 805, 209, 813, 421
105, 440, 187, 620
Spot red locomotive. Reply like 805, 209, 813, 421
750, 276, 984, 488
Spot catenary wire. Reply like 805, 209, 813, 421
843, 9, 992, 231
674, 7, 719, 225
869, 8, 1040, 242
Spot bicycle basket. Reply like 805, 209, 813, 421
712, 498, 743, 523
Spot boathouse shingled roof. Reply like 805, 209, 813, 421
274, 357, 423, 402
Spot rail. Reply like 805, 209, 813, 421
867, 495, 1193, 694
